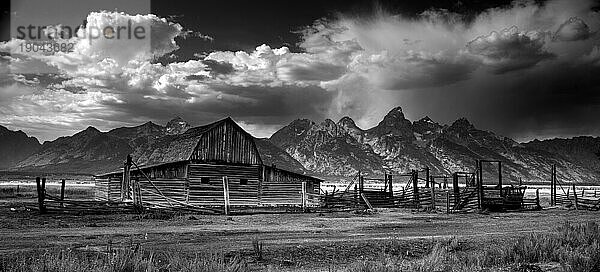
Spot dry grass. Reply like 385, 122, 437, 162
344, 221, 600, 272
0, 248, 249, 272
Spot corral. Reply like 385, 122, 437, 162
322, 160, 539, 213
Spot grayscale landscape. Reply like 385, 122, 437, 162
1, 0, 600, 271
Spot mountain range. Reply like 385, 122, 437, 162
2, 108, 600, 183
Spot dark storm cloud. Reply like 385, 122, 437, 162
492, 62, 600, 139
553, 17, 592, 42
466, 27, 555, 74
211, 85, 335, 120
277, 62, 346, 81
15, 73, 76, 89
376, 55, 478, 90
101, 84, 335, 131
397, 60, 600, 142
201, 59, 234, 75
185, 74, 209, 81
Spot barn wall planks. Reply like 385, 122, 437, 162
94, 178, 109, 201
187, 164, 261, 206
190, 120, 262, 165
138, 178, 188, 206
262, 165, 321, 205
95, 162, 323, 208
94, 177, 121, 202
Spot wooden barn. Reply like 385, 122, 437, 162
94, 117, 322, 209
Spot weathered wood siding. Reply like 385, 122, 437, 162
187, 164, 261, 206
94, 176, 121, 201
190, 120, 262, 165
94, 162, 323, 208
261, 166, 321, 205
138, 178, 188, 206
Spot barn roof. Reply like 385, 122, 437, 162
131, 117, 251, 167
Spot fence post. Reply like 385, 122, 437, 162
412, 170, 419, 208
222, 176, 230, 215
42, 178, 47, 211
354, 184, 358, 207
358, 171, 363, 194
498, 161, 503, 197
301, 181, 307, 212
572, 184, 578, 210
550, 165, 555, 206
60, 179, 66, 207
425, 167, 430, 188
388, 174, 393, 197
122, 155, 132, 201
35, 177, 46, 214
536, 189, 540, 209
550, 165, 556, 206
446, 191, 450, 214
132, 178, 143, 211
430, 177, 436, 210
41, 177, 46, 196
477, 160, 483, 209
452, 173, 460, 207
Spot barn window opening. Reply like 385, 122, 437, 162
240, 178, 248, 185
201, 177, 210, 184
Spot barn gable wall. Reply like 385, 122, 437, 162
190, 119, 262, 165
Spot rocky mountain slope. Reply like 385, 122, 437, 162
525, 137, 600, 174
270, 119, 385, 176
13, 118, 192, 174
0, 125, 41, 170
269, 107, 600, 183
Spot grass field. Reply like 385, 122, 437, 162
1, 185, 599, 271
0, 184, 94, 199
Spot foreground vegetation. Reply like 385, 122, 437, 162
1, 221, 598, 272
348, 221, 600, 272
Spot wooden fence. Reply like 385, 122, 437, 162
321, 184, 540, 213
550, 164, 600, 211
553, 185, 600, 211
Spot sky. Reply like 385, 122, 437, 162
0, 0, 599, 143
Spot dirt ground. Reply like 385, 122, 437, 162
1, 193, 599, 270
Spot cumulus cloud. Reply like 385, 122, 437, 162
466, 26, 555, 73
553, 17, 592, 41
73, 11, 182, 64
0, 11, 340, 140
